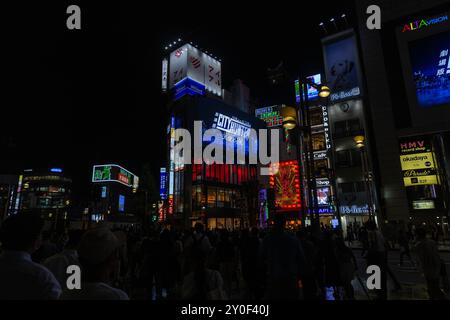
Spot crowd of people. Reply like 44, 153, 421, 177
0, 213, 448, 300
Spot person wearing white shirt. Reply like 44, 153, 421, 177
43, 229, 83, 288
60, 226, 129, 300
0, 213, 62, 300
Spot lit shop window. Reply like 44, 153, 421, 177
314, 159, 328, 178
312, 133, 326, 151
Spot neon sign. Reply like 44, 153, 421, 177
212, 112, 252, 138
255, 106, 283, 128
92, 164, 138, 188
402, 15, 448, 33
269, 161, 301, 210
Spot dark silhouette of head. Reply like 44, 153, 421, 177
273, 214, 285, 232
415, 227, 427, 240
0, 213, 44, 253
194, 222, 204, 234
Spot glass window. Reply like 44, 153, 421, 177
348, 118, 361, 132
334, 120, 347, 136
350, 149, 362, 167
312, 133, 326, 151
314, 159, 328, 178
336, 150, 351, 167
339, 182, 354, 194
207, 187, 217, 207
310, 108, 323, 126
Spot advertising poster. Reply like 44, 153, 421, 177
398, 136, 439, 187
322, 30, 363, 103
408, 31, 450, 108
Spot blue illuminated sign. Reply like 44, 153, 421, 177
118, 195, 125, 212
307, 74, 321, 100
174, 78, 205, 100
160, 168, 167, 200
50, 168, 62, 173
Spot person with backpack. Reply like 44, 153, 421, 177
215, 229, 236, 298
183, 223, 212, 275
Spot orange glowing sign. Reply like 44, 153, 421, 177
269, 161, 301, 210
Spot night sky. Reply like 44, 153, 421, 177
2, 1, 355, 200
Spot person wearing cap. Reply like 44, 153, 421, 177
0, 213, 62, 300
60, 226, 129, 300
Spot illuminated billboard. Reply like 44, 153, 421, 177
168, 44, 222, 99
322, 30, 363, 103
398, 137, 439, 187
160, 167, 167, 200
269, 161, 301, 210
255, 106, 283, 128
118, 195, 125, 212
306, 74, 321, 100
408, 31, 450, 108
92, 164, 139, 189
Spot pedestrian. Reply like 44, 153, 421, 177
60, 226, 129, 300
261, 215, 306, 300
183, 223, 213, 275
413, 227, 447, 300
241, 227, 264, 300
296, 229, 319, 300
181, 244, 227, 300
397, 229, 415, 267
0, 213, 62, 299
335, 237, 357, 300
43, 229, 84, 288
215, 229, 236, 298
359, 226, 369, 257
366, 221, 402, 300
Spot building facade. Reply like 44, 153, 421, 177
355, 0, 450, 227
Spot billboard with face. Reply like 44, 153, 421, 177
322, 30, 363, 103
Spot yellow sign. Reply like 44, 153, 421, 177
400, 152, 435, 171
403, 175, 438, 187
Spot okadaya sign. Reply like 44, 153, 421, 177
398, 137, 439, 187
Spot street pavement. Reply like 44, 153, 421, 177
350, 245, 450, 300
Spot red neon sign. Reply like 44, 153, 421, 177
269, 161, 301, 211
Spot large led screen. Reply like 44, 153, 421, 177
408, 31, 450, 108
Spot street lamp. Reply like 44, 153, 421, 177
353, 135, 375, 223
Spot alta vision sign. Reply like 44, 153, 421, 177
402, 15, 448, 33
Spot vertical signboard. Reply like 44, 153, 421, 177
399, 136, 439, 187
161, 58, 168, 92
160, 167, 167, 200
169, 45, 188, 88
205, 56, 222, 96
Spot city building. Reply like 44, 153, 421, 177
355, 0, 450, 226
255, 105, 303, 228
319, 29, 377, 232
0, 174, 18, 220
161, 43, 265, 229
16, 168, 72, 227
90, 164, 139, 224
